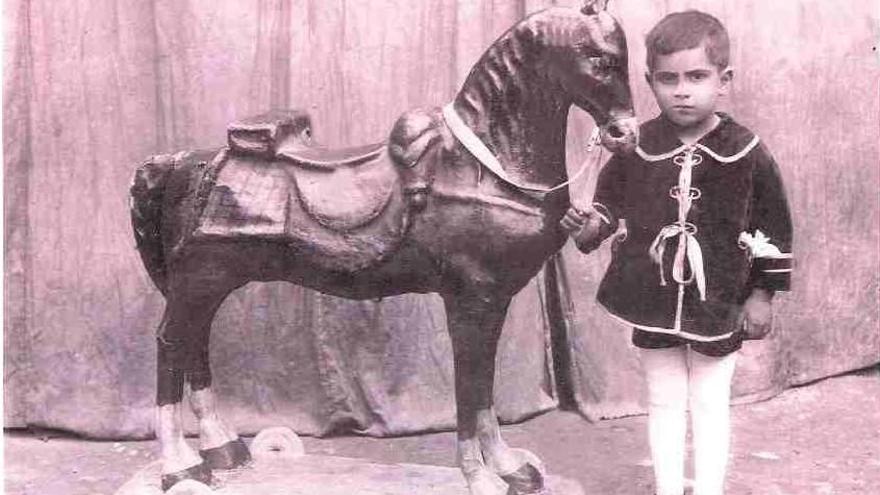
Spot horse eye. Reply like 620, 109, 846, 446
588, 56, 610, 72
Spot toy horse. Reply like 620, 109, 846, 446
130, 1, 636, 493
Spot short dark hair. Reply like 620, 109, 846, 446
645, 10, 730, 71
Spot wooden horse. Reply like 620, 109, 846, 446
130, 2, 637, 493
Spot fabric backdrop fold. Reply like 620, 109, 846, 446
4, 0, 878, 439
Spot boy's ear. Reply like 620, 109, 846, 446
718, 67, 734, 94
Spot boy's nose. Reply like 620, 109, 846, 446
673, 82, 690, 97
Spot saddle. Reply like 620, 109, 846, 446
279, 141, 391, 231
194, 110, 410, 272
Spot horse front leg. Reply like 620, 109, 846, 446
443, 291, 547, 495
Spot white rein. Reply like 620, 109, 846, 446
442, 103, 604, 200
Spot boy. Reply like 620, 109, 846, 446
560, 10, 793, 495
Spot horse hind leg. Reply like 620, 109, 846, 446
189, 378, 251, 470
185, 296, 251, 470
479, 417, 547, 495
156, 285, 245, 490
443, 290, 547, 495
156, 332, 210, 490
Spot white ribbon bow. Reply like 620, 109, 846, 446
738, 230, 783, 259
649, 223, 707, 301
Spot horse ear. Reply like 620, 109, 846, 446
581, 0, 609, 15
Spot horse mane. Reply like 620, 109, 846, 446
453, 7, 611, 154
456, 8, 599, 116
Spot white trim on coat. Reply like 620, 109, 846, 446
605, 310, 737, 342
636, 135, 761, 164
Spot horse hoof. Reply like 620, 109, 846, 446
500, 463, 546, 495
161, 461, 212, 492
251, 426, 305, 461
199, 438, 252, 470
509, 448, 546, 476
165, 479, 214, 495
499, 450, 547, 495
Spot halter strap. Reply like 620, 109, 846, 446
442, 104, 600, 197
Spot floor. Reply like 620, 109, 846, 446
5, 366, 879, 494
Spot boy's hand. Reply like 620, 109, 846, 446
560, 207, 588, 233
742, 288, 773, 340
560, 207, 612, 254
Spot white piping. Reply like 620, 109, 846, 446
605, 311, 736, 342
636, 135, 760, 164
696, 136, 760, 163
763, 252, 793, 259
636, 144, 688, 162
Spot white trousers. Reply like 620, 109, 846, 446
640, 347, 738, 495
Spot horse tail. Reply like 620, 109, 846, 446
130, 154, 176, 296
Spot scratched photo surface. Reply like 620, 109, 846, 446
4, 1, 878, 494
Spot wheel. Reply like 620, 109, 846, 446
166, 479, 214, 495
250, 426, 305, 461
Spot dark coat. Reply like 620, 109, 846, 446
592, 113, 793, 342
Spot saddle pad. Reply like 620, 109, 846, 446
194, 153, 408, 272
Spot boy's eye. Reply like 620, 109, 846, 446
653, 73, 677, 84
688, 72, 710, 82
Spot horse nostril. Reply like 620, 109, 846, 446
607, 125, 625, 138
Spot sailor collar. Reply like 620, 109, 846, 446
635, 113, 760, 164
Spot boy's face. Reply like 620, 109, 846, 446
646, 43, 732, 131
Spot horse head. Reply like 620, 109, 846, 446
448, 4, 637, 195
540, 2, 637, 153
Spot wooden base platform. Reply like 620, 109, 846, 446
115, 454, 585, 495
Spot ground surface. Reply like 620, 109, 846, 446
5, 366, 878, 495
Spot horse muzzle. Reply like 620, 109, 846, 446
600, 116, 638, 154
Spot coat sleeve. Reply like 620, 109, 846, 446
591, 152, 628, 226
744, 144, 793, 292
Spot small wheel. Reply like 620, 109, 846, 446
166, 479, 214, 495
251, 426, 305, 461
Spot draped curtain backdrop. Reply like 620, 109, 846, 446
4, 0, 878, 439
